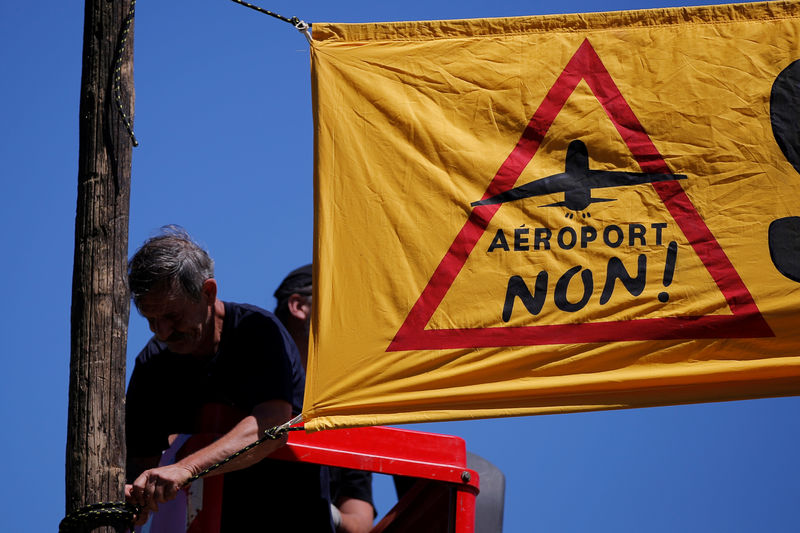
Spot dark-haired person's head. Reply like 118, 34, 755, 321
273, 264, 312, 366
273, 264, 311, 323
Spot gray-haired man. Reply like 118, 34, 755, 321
125, 226, 333, 531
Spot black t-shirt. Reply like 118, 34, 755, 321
126, 301, 332, 532
330, 467, 376, 515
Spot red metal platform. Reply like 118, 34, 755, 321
143, 425, 479, 533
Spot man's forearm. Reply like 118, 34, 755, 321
126, 400, 293, 510
175, 413, 286, 479
336, 499, 375, 533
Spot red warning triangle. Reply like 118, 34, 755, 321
388, 39, 773, 351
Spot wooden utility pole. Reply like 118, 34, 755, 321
66, 0, 134, 528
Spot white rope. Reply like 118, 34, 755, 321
295, 20, 312, 44
276, 413, 304, 432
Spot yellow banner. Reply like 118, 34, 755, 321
304, 1, 800, 431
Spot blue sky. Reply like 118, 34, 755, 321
2, 1, 799, 531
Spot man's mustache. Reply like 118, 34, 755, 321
166, 332, 187, 343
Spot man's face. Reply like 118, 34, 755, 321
137, 287, 211, 355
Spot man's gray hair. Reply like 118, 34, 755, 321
128, 225, 214, 307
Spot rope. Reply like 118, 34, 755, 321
111, 1, 312, 149
112, 0, 138, 147
58, 502, 138, 533
228, 0, 313, 43
70, 0, 313, 515
58, 415, 304, 532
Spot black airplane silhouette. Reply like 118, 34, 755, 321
471, 140, 687, 214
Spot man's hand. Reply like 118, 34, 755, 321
123, 401, 292, 526
124, 484, 151, 526
127, 463, 195, 517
